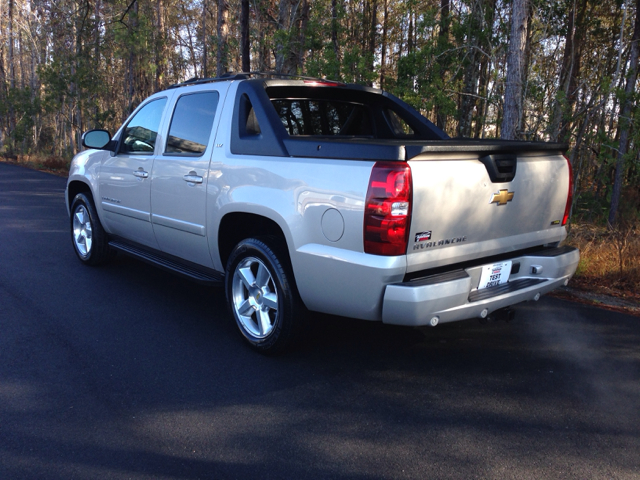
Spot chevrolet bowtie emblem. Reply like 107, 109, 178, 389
490, 189, 514, 206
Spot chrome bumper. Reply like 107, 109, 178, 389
382, 246, 580, 326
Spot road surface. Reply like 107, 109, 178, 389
1, 162, 639, 479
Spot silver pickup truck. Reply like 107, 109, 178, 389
66, 73, 579, 353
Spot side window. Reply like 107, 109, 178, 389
385, 108, 415, 137
239, 94, 261, 136
120, 98, 167, 154
165, 91, 220, 155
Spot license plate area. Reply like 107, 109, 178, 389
478, 261, 512, 290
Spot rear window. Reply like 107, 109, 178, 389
271, 99, 373, 137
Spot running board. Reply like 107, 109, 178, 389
109, 240, 224, 286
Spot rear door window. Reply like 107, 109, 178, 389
165, 91, 220, 155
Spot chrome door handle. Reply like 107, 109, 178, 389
183, 172, 203, 184
133, 169, 149, 179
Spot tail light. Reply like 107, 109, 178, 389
364, 162, 412, 256
562, 155, 573, 226
303, 80, 344, 87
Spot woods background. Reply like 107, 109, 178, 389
1, 0, 640, 228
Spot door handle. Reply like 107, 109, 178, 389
133, 169, 149, 179
183, 171, 204, 184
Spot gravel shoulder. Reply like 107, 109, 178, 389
550, 286, 640, 317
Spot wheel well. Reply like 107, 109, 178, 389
67, 181, 93, 209
218, 213, 287, 268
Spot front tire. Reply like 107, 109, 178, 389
70, 193, 111, 265
225, 237, 303, 354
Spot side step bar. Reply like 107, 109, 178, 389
109, 240, 224, 286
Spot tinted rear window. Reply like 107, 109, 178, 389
271, 99, 373, 137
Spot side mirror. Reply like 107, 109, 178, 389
82, 129, 114, 151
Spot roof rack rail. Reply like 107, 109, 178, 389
168, 71, 345, 89
168, 73, 251, 89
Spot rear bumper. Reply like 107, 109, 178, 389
382, 246, 579, 326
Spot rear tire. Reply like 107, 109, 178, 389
225, 237, 303, 354
70, 193, 111, 266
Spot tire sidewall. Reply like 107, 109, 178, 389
225, 238, 295, 353
70, 193, 106, 265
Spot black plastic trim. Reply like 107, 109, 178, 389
403, 245, 575, 283
109, 239, 224, 286
397, 269, 469, 287
480, 153, 517, 183
405, 139, 568, 159
283, 137, 405, 161
230, 81, 289, 157
527, 245, 577, 257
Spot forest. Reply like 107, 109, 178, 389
1, 0, 639, 232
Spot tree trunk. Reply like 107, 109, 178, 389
380, 0, 388, 88
241, 0, 250, 72
519, 0, 534, 138
459, 0, 484, 137
549, 0, 588, 142
126, 1, 139, 116
331, 0, 341, 78
0, 0, 5, 150
182, 3, 199, 77
94, 0, 102, 125
202, 0, 208, 78
501, 0, 529, 140
435, 0, 450, 130
368, 0, 377, 85
407, 5, 414, 55
609, 0, 640, 225
254, 2, 268, 72
216, 0, 229, 76
474, 0, 496, 138
275, 0, 305, 75
8, 0, 15, 89
73, 0, 84, 154
7, 0, 15, 151
297, 0, 310, 72
156, 0, 166, 89
275, 0, 289, 73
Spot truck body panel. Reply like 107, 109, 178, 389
66, 75, 579, 339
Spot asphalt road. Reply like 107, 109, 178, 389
1, 162, 639, 480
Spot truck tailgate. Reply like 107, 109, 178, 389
407, 150, 570, 273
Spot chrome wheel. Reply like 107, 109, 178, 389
231, 256, 279, 339
72, 204, 93, 257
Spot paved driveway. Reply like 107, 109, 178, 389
1, 163, 639, 479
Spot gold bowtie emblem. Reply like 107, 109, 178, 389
490, 189, 515, 206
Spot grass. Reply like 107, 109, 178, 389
565, 221, 640, 302
1, 153, 71, 176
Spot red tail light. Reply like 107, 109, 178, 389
562, 155, 573, 226
303, 80, 344, 87
364, 162, 412, 256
